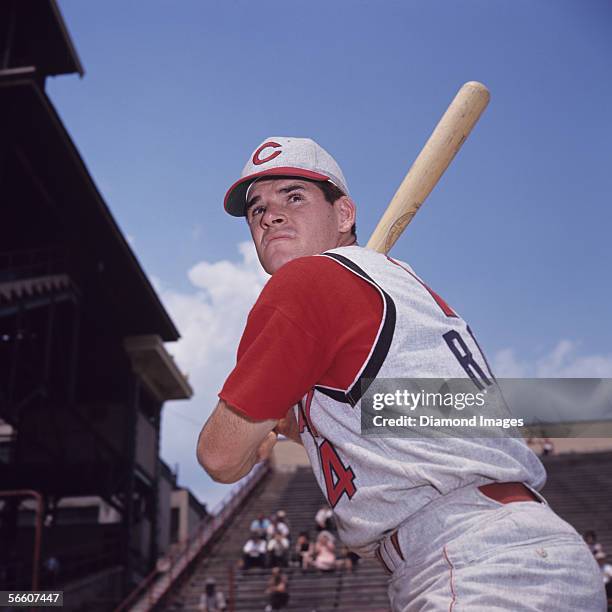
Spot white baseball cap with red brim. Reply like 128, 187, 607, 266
224, 136, 350, 217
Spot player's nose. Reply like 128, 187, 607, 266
261, 205, 287, 227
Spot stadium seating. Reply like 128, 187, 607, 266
541, 451, 612, 553
164, 451, 612, 611
165, 467, 390, 611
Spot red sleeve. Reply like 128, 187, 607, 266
219, 255, 382, 420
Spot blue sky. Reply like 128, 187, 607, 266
51, 0, 612, 507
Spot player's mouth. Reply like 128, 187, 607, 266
263, 232, 295, 249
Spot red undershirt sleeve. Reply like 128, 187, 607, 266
219, 255, 382, 421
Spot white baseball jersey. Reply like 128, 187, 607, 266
295, 246, 546, 558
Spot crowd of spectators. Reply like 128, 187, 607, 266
583, 530, 612, 598
241, 510, 291, 570
526, 436, 555, 456
238, 506, 362, 610
240, 506, 359, 573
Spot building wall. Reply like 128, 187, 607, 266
171, 490, 189, 544
271, 439, 310, 471
170, 489, 207, 545
157, 470, 172, 555
187, 496, 205, 540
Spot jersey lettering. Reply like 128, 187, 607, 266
443, 330, 491, 390
319, 439, 356, 507
466, 325, 496, 380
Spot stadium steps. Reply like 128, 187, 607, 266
163, 466, 390, 611
163, 451, 612, 611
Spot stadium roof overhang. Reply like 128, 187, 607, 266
124, 335, 193, 401
0, 73, 179, 341
1, 0, 84, 78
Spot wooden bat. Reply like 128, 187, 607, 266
366, 81, 490, 254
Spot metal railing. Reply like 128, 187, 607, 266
114, 460, 270, 612
0, 247, 68, 281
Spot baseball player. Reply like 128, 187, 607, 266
197, 137, 605, 610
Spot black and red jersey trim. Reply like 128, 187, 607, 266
314, 252, 396, 406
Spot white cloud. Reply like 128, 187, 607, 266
157, 242, 269, 509
492, 340, 612, 378
491, 348, 528, 378
492, 341, 612, 425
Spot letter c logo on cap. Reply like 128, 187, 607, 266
253, 141, 282, 166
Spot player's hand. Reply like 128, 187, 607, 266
275, 409, 302, 445
256, 430, 278, 462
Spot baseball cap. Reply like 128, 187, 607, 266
224, 136, 350, 217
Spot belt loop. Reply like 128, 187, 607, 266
523, 482, 549, 506
390, 531, 405, 561
375, 544, 393, 575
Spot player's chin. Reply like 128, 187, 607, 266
262, 248, 302, 275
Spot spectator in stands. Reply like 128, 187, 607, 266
304, 530, 337, 572
343, 548, 360, 572
242, 533, 267, 570
584, 530, 604, 556
267, 531, 290, 568
265, 567, 289, 611
198, 577, 227, 612
276, 510, 290, 535
250, 513, 271, 538
267, 515, 290, 540
541, 438, 554, 456
595, 551, 612, 598
314, 505, 334, 532
292, 531, 313, 569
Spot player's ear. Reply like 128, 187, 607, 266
335, 196, 356, 233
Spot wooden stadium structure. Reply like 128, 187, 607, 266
0, 1, 193, 607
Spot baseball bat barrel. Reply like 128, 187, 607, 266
366, 81, 490, 254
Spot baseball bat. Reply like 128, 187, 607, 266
366, 81, 490, 254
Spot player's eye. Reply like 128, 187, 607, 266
288, 193, 303, 203
248, 205, 265, 221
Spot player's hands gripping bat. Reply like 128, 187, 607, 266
366, 81, 490, 255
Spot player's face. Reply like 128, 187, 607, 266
246, 178, 355, 274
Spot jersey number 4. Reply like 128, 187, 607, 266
319, 440, 356, 508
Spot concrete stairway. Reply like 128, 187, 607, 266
163, 452, 612, 611
163, 467, 390, 611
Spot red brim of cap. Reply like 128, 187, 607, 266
223, 167, 331, 217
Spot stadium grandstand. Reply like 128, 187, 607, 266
109, 438, 612, 612
0, 1, 200, 608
